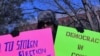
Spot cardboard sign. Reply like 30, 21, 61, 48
55, 25, 100, 56
0, 28, 55, 56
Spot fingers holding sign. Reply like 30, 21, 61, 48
10, 27, 19, 37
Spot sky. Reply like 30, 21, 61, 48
20, 0, 80, 19
20, 0, 100, 18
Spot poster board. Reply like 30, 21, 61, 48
0, 28, 54, 56
55, 25, 100, 56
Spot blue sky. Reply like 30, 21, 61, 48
20, 0, 100, 19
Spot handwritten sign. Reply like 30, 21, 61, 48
55, 25, 100, 56
0, 28, 55, 56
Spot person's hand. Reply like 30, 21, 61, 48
75, 26, 84, 33
10, 29, 19, 37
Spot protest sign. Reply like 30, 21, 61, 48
0, 28, 54, 56
55, 25, 100, 56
